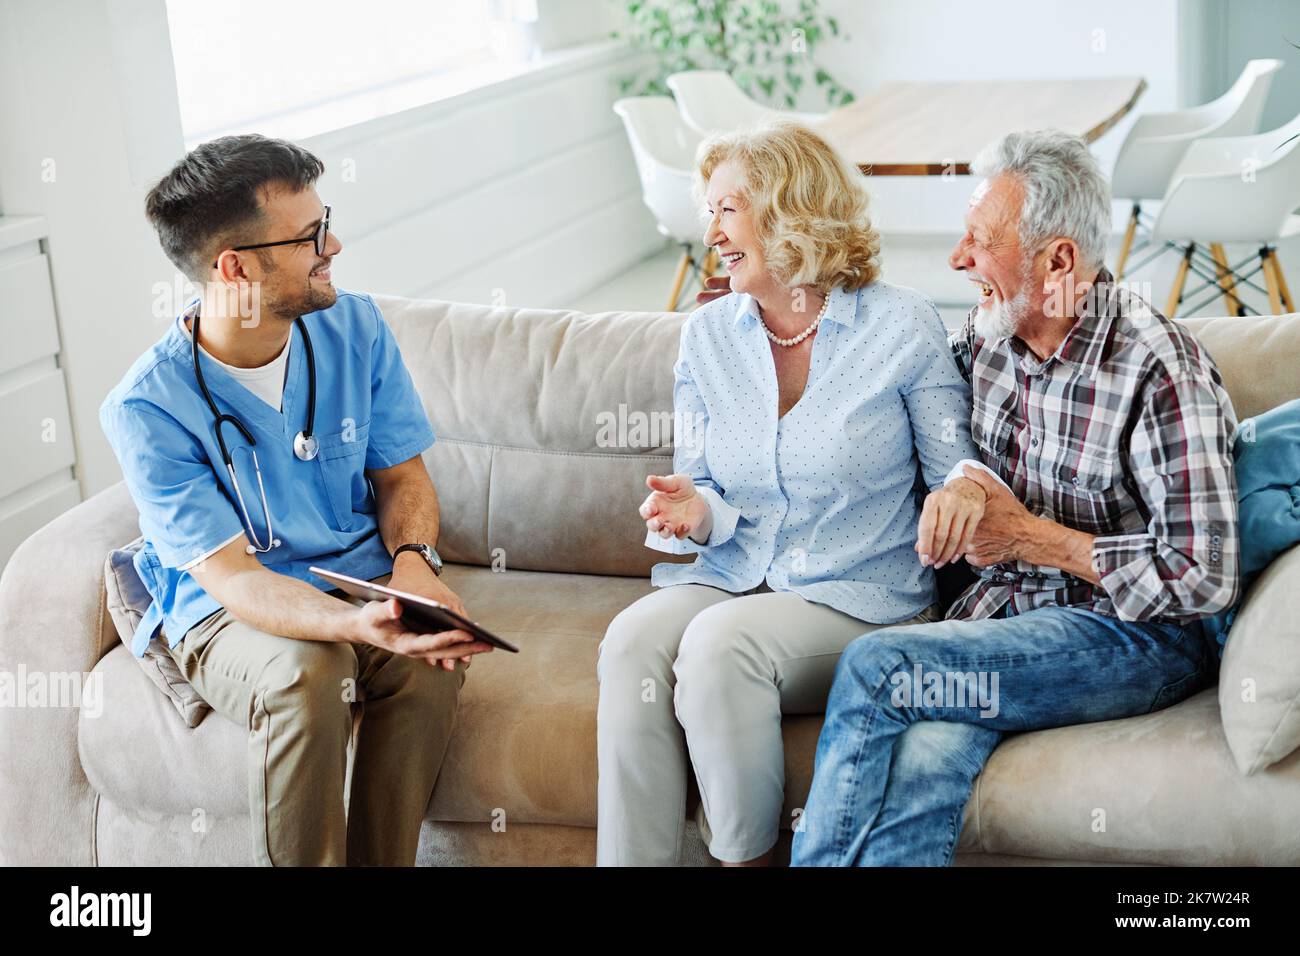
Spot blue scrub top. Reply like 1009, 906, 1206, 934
100, 289, 436, 657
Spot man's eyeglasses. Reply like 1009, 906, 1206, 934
213, 204, 331, 268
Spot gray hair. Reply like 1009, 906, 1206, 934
971, 129, 1111, 273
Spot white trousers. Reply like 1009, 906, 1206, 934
596, 583, 939, 865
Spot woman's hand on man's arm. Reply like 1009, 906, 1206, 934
640, 474, 713, 544
915, 477, 987, 568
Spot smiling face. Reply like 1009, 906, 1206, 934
240, 183, 343, 320
703, 160, 768, 298
949, 173, 1035, 340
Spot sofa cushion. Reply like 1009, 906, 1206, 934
373, 295, 693, 578
79, 564, 657, 821
1218, 542, 1300, 775
1230, 397, 1300, 576
1177, 311, 1300, 421
970, 686, 1300, 864
103, 537, 211, 728
427, 565, 653, 825
1200, 396, 1300, 654
79, 642, 248, 818
424, 565, 908, 833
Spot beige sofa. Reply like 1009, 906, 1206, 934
2, 293, 1299, 866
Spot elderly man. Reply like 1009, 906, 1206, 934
786, 129, 1240, 866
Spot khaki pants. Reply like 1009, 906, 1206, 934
168, 587, 464, 866
596, 583, 941, 865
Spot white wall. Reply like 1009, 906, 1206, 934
300, 41, 663, 310
1218, 0, 1300, 131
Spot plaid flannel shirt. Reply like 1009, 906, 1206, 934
947, 269, 1240, 623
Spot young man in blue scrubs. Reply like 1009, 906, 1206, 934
101, 135, 494, 866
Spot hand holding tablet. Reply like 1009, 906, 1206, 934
310, 566, 520, 653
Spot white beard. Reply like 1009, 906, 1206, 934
973, 286, 1029, 341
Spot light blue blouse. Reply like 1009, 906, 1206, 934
647, 281, 978, 625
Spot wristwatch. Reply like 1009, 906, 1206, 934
393, 542, 444, 577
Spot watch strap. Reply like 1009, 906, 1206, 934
393, 542, 443, 575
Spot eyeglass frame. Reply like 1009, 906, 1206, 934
212, 204, 331, 269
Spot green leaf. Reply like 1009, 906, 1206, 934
614, 0, 855, 113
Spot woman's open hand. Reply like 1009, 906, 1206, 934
640, 474, 712, 541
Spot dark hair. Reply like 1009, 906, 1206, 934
145, 134, 324, 280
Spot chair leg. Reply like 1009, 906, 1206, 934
1271, 249, 1295, 313
699, 248, 719, 285
1209, 243, 1242, 317
666, 249, 692, 312
1115, 203, 1140, 281
1261, 247, 1284, 315
1165, 243, 1193, 318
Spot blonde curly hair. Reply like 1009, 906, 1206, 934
694, 120, 881, 292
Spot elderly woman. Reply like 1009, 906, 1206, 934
595, 121, 990, 867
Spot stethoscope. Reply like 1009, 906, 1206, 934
191, 309, 319, 554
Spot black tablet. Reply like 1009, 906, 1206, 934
309, 566, 519, 653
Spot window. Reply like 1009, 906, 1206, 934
165, 0, 540, 146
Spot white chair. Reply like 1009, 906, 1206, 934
613, 96, 715, 310
665, 69, 825, 136
1151, 108, 1300, 317
1112, 58, 1283, 279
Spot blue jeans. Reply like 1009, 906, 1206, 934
790, 603, 1215, 866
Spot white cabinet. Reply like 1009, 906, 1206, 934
0, 217, 82, 571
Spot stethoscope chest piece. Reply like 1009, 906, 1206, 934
294, 431, 319, 461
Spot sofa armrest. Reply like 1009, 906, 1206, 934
0, 482, 140, 864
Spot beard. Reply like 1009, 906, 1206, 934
972, 257, 1033, 341
972, 285, 1028, 341
257, 255, 337, 319
299, 281, 337, 315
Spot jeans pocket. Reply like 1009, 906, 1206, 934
1148, 667, 1206, 714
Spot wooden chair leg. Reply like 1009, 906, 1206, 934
1209, 243, 1242, 316
666, 249, 692, 311
1115, 203, 1140, 280
1262, 248, 1284, 315
1272, 248, 1295, 313
1165, 244, 1193, 318
699, 248, 719, 285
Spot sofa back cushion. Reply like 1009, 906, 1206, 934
375, 296, 1300, 578
1177, 312, 1300, 420
374, 294, 691, 576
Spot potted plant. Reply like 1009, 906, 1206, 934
614, 0, 855, 109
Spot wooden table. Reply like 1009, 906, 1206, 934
816, 77, 1146, 176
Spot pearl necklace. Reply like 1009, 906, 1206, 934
759, 292, 829, 347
